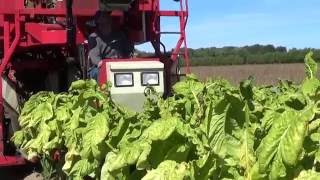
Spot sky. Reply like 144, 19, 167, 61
137, 0, 320, 51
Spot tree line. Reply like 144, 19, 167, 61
187, 44, 320, 66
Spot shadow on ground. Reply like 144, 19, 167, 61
0, 165, 43, 180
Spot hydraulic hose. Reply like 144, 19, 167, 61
66, 0, 75, 47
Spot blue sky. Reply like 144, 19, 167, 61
137, 0, 320, 51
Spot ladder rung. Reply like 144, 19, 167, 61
159, 11, 187, 17
159, 31, 181, 34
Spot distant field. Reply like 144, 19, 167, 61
186, 63, 307, 85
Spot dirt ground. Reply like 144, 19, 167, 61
186, 63, 307, 85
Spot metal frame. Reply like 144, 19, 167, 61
0, 0, 189, 166
0, 0, 99, 167
159, 0, 190, 73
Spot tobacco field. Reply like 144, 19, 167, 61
11, 52, 320, 179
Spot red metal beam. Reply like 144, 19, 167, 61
3, 21, 9, 53
17, 8, 96, 16
25, 23, 67, 45
0, 156, 25, 167
159, 11, 187, 17
0, 12, 21, 158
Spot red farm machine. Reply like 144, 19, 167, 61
0, 0, 189, 167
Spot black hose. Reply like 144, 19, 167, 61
77, 44, 87, 79
66, 0, 75, 47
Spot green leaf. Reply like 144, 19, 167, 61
294, 170, 320, 180
43, 136, 61, 152
62, 147, 79, 174
81, 113, 109, 160
256, 106, 315, 179
191, 154, 218, 180
315, 150, 320, 163
101, 117, 182, 179
14, 68, 320, 180
142, 160, 190, 180
69, 159, 98, 179
310, 133, 320, 142
140, 117, 178, 141
304, 51, 318, 79
173, 74, 205, 100
200, 101, 228, 157
11, 130, 25, 147
240, 77, 254, 102
69, 80, 86, 91
23, 122, 52, 153
101, 141, 150, 180
301, 78, 320, 96
25, 102, 53, 128
239, 126, 256, 177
